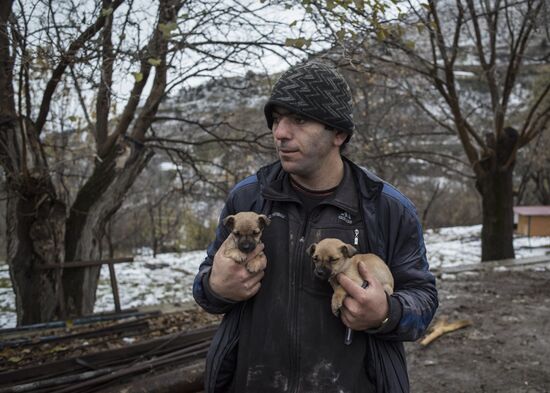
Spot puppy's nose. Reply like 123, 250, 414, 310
238, 240, 255, 254
314, 267, 330, 281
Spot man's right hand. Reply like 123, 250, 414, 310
209, 240, 266, 301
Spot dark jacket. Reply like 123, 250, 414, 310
193, 158, 438, 393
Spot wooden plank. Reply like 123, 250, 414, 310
0, 309, 151, 336
0, 326, 217, 386
432, 254, 550, 275
0, 319, 150, 350
108, 263, 122, 313
36, 257, 134, 269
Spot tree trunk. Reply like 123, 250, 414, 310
2, 0, 66, 325
476, 127, 519, 262
62, 145, 154, 317
6, 177, 67, 325
477, 167, 516, 261
4, 144, 153, 325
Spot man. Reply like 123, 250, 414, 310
193, 62, 438, 393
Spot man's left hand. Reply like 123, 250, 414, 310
337, 262, 389, 331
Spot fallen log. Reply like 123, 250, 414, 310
420, 316, 472, 346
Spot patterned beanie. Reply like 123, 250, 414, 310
264, 62, 354, 137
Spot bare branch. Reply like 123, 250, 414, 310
95, 0, 115, 149
34, 0, 124, 135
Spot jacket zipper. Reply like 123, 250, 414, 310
289, 212, 310, 393
289, 222, 360, 392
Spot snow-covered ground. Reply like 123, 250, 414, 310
425, 225, 550, 269
1, 225, 549, 328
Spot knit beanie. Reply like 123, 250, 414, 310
264, 62, 355, 137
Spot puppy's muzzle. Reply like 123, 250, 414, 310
238, 239, 256, 254
313, 266, 331, 281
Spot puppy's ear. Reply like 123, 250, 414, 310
223, 215, 235, 231
306, 243, 316, 256
340, 244, 357, 258
258, 214, 271, 229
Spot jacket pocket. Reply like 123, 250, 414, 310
205, 304, 245, 393
213, 336, 238, 393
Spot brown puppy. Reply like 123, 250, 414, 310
307, 238, 394, 316
223, 212, 271, 273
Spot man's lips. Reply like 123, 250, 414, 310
278, 147, 299, 154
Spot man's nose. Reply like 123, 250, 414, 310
272, 116, 292, 140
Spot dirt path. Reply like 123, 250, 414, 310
406, 268, 550, 393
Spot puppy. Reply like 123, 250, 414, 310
307, 238, 394, 316
222, 212, 271, 273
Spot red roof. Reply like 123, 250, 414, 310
513, 206, 550, 216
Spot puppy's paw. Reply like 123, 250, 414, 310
245, 255, 266, 273
225, 248, 244, 264
331, 296, 343, 317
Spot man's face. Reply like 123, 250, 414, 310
271, 106, 346, 181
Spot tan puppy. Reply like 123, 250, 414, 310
223, 212, 271, 273
307, 238, 394, 316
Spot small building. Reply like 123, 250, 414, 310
513, 206, 550, 237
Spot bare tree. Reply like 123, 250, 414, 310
305, 0, 550, 261
0, 0, 297, 325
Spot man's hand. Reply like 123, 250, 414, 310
338, 262, 389, 331
209, 240, 266, 302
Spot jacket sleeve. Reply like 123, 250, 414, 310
192, 199, 238, 315
372, 195, 439, 341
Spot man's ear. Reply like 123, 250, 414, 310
258, 214, 271, 230
306, 243, 317, 256
333, 130, 348, 147
223, 215, 235, 231
340, 244, 357, 258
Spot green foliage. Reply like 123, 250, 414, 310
147, 58, 162, 66
293, 0, 405, 45
285, 37, 312, 49
158, 22, 178, 39
101, 7, 113, 17
132, 72, 144, 82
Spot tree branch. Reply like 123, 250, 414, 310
95, 0, 115, 149
34, 0, 124, 135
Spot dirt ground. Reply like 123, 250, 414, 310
406, 268, 550, 393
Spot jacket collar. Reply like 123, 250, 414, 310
342, 156, 384, 201
257, 158, 384, 214
321, 161, 359, 215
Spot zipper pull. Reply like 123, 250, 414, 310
354, 229, 359, 246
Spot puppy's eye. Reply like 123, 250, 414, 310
234, 231, 241, 236
312, 256, 318, 262
253, 230, 260, 235
329, 257, 337, 263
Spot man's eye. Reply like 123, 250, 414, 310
293, 116, 306, 125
